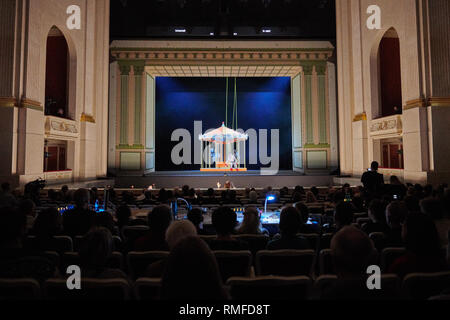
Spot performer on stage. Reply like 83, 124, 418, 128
210, 146, 216, 166
227, 150, 239, 169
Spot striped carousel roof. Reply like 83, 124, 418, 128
199, 123, 248, 144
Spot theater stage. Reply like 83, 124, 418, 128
114, 171, 335, 189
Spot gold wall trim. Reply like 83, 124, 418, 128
20, 98, 43, 111
353, 112, 367, 122
81, 113, 96, 123
428, 97, 450, 107
404, 98, 426, 110
0, 97, 18, 108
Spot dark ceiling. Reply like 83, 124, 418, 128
110, 0, 336, 40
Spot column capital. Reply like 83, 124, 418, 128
315, 63, 327, 76
134, 65, 145, 75
118, 63, 131, 75
302, 65, 314, 75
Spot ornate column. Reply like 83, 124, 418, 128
118, 62, 131, 146
316, 62, 328, 145
133, 63, 145, 146
302, 64, 314, 146
291, 74, 303, 172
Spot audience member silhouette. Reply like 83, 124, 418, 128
361, 161, 384, 197
187, 208, 209, 235
209, 207, 248, 251
0, 182, 18, 207
160, 236, 228, 300
385, 201, 407, 247
79, 227, 128, 279
267, 206, 309, 250
321, 226, 382, 300
237, 207, 268, 235
134, 205, 172, 251
29, 207, 63, 252
62, 188, 95, 238
389, 213, 448, 278
362, 199, 389, 235
146, 220, 198, 277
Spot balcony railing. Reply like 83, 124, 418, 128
44, 116, 79, 139
370, 115, 403, 137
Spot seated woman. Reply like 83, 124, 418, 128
237, 207, 268, 236
266, 207, 309, 250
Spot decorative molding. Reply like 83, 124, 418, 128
428, 97, 450, 107
116, 144, 146, 150
0, 97, 18, 108
404, 98, 426, 110
353, 112, 367, 122
111, 48, 334, 67
370, 115, 403, 137
20, 98, 43, 111
404, 97, 450, 110
45, 116, 79, 139
80, 113, 96, 123
111, 47, 334, 53
304, 143, 331, 149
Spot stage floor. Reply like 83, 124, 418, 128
115, 171, 335, 189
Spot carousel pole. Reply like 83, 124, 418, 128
244, 141, 246, 169
236, 140, 241, 169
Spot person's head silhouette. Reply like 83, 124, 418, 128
370, 161, 379, 172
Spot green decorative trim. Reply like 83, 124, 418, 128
134, 73, 142, 145
117, 144, 146, 150
0, 97, 18, 108
20, 99, 43, 111
318, 75, 327, 144
304, 144, 330, 149
120, 74, 129, 145
305, 74, 313, 145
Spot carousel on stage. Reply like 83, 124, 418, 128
199, 123, 249, 172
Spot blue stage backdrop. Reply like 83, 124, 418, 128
155, 77, 292, 171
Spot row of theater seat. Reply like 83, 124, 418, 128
2, 272, 450, 300
21, 246, 415, 281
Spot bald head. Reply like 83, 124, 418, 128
331, 226, 375, 277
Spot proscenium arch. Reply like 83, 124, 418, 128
369, 27, 402, 119
43, 25, 78, 120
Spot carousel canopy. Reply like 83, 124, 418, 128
199, 123, 248, 144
